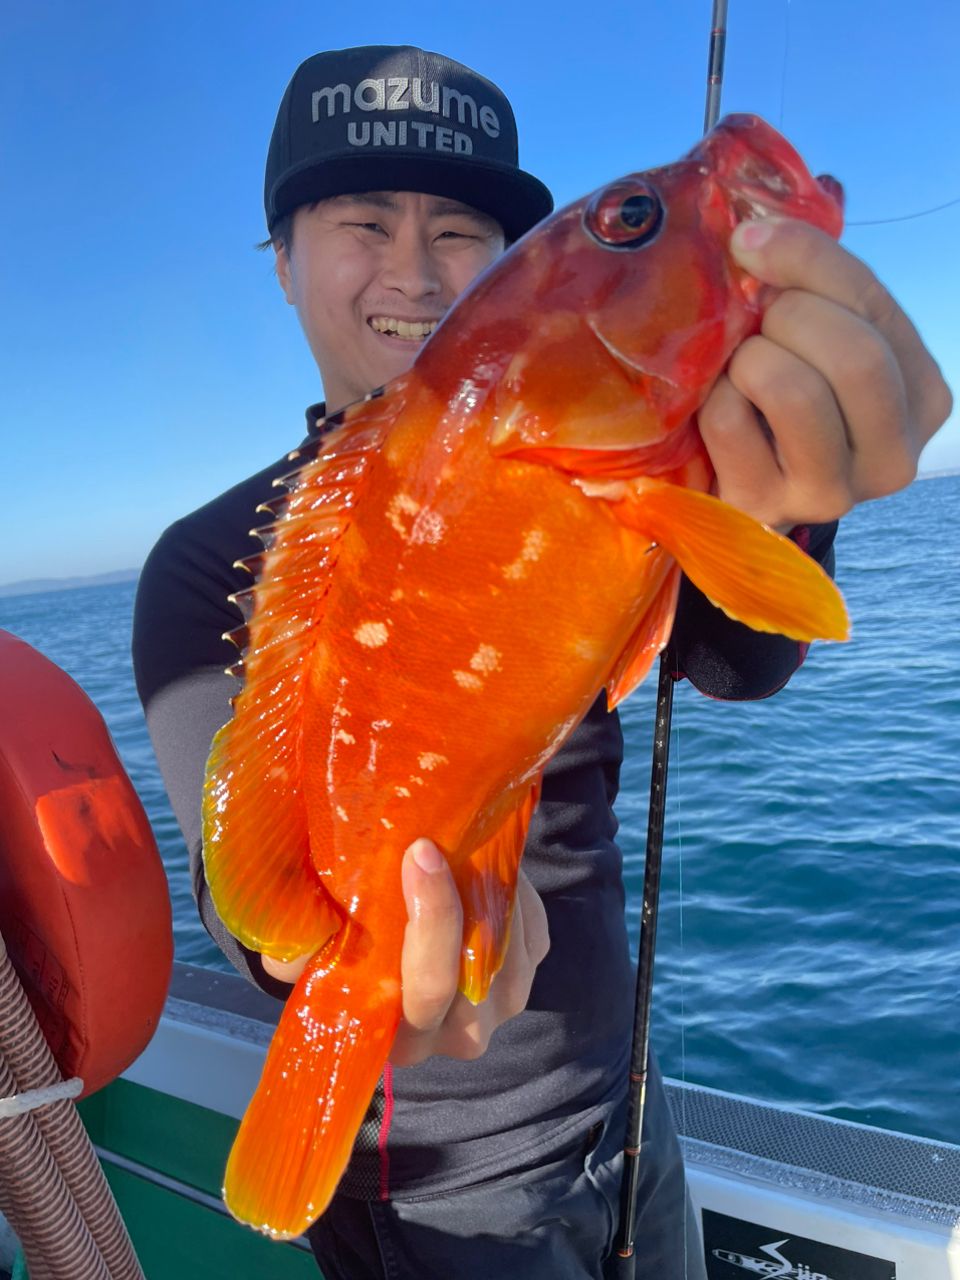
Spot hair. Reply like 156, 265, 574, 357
256, 210, 295, 254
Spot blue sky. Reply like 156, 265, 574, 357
3, 0, 957, 582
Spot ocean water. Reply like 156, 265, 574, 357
1, 475, 957, 1147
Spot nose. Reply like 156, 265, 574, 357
379, 223, 442, 300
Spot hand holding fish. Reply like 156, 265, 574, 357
262, 840, 550, 1065
391, 841, 549, 1066
699, 217, 953, 531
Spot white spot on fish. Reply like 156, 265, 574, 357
354, 621, 389, 648
366, 719, 393, 773
573, 636, 602, 661
410, 509, 446, 545
379, 977, 402, 1001
503, 528, 546, 580
453, 670, 484, 691
418, 752, 449, 771
327, 676, 351, 795
469, 644, 501, 675
410, 775, 425, 787
335, 729, 356, 745
336, 806, 350, 822
574, 477, 629, 501
381, 817, 394, 830
394, 786, 411, 798
386, 492, 421, 538
503, 350, 529, 392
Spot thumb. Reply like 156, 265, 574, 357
399, 839, 463, 1031
260, 951, 311, 984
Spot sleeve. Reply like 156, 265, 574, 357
667, 520, 838, 701
132, 520, 292, 1001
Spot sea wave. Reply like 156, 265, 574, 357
2, 475, 957, 1143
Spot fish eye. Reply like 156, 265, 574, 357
584, 180, 664, 249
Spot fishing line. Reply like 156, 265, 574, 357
775, 0, 957, 228
847, 194, 960, 226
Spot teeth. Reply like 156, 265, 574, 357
370, 317, 439, 339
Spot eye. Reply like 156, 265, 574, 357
584, 180, 664, 249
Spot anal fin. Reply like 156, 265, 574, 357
455, 779, 542, 1006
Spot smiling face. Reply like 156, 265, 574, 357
275, 191, 506, 414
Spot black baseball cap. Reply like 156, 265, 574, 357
264, 46, 553, 243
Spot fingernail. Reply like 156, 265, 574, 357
411, 840, 444, 873
732, 219, 775, 253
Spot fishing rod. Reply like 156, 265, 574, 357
704, 0, 729, 134
613, 2, 728, 1272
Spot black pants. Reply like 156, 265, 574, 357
308, 1057, 706, 1280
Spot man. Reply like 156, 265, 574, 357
132, 45, 950, 1280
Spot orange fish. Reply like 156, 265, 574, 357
202, 113, 848, 1238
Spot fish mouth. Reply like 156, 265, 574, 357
705, 115, 844, 232
368, 316, 441, 342
586, 316, 681, 389
725, 177, 841, 228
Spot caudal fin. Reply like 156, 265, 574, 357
224, 921, 402, 1239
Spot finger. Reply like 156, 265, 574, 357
480, 872, 549, 1022
724, 335, 855, 523
758, 290, 915, 498
431, 1012, 493, 1063
398, 839, 463, 1034
260, 951, 311, 984
732, 219, 952, 443
698, 372, 790, 524
515, 870, 550, 968
392, 869, 548, 1068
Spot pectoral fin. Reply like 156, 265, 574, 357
609, 479, 849, 642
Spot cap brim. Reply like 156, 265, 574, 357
268, 153, 553, 243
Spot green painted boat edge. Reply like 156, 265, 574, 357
73, 1073, 319, 1278
79, 1076, 236, 1200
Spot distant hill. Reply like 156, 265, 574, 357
0, 568, 140, 599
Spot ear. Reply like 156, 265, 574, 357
274, 241, 296, 306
